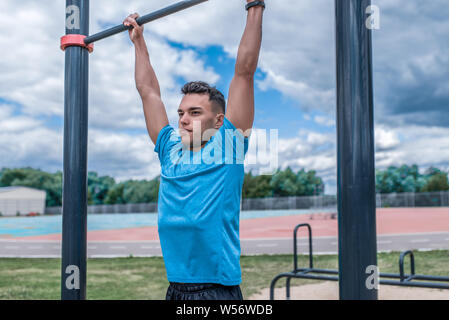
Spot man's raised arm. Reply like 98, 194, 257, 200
124, 14, 169, 145
226, 1, 264, 135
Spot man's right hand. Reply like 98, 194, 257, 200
123, 13, 144, 43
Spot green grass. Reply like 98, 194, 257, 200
0, 251, 448, 300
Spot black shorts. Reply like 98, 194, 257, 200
166, 282, 244, 300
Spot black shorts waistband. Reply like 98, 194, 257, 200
169, 282, 233, 293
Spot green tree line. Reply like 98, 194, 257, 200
0, 168, 159, 207
243, 167, 325, 198
375, 165, 449, 193
0, 165, 448, 207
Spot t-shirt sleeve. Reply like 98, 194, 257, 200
218, 117, 250, 164
154, 125, 180, 165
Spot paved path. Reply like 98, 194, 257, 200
1, 231, 449, 258
0, 208, 448, 257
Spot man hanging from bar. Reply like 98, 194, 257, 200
123, 0, 265, 300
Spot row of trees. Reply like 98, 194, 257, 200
376, 165, 449, 194
0, 165, 448, 206
243, 168, 324, 198
244, 165, 449, 198
0, 167, 323, 206
0, 168, 160, 207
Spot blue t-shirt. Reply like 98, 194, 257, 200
154, 117, 249, 285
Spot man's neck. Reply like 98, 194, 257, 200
189, 141, 208, 152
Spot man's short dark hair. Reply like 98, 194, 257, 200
181, 81, 226, 114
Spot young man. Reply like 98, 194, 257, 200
124, 0, 265, 300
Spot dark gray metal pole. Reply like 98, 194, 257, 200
335, 0, 378, 300
62, 0, 89, 300
84, 0, 208, 45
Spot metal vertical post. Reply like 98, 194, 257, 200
335, 0, 378, 299
61, 0, 89, 300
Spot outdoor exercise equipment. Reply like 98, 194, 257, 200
270, 224, 449, 300
60, 0, 427, 301
60, 0, 208, 300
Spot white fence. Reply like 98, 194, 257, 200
45, 202, 158, 215
44, 191, 449, 215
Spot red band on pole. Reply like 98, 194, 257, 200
60, 34, 94, 53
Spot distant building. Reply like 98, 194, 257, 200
0, 187, 46, 217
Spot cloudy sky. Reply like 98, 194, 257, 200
1, 0, 448, 195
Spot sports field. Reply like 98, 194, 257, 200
1, 207, 448, 241
1, 207, 449, 299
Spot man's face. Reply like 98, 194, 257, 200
178, 93, 222, 148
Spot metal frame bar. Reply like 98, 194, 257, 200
62, 0, 90, 301
335, 0, 378, 300
270, 224, 449, 300
84, 0, 208, 44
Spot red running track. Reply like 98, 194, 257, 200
14, 208, 449, 241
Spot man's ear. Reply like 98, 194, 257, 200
214, 113, 225, 129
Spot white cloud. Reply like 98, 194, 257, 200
0, 1, 64, 116
257, 70, 334, 113
0, 105, 62, 170
375, 126, 449, 171
0, 103, 162, 181
88, 129, 161, 181
314, 115, 335, 127
375, 126, 400, 151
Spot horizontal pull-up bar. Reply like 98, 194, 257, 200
84, 0, 208, 45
